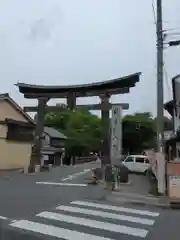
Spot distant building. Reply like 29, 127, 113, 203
164, 130, 174, 141
164, 74, 180, 160
41, 127, 67, 166
0, 93, 68, 170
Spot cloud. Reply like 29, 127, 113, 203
28, 4, 62, 41
29, 18, 51, 40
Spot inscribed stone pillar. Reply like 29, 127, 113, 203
29, 98, 48, 172
99, 93, 111, 165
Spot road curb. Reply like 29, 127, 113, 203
106, 195, 171, 209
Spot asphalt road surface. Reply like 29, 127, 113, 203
1, 199, 180, 240
0, 161, 102, 219
0, 162, 180, 239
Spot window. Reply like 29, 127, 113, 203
125, 157, 134, 162
7, 123, 34, 142
135, 157, 145, 163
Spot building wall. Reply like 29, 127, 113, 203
0, 140, 31, 169
0, 100, 32, 170
42, 133, 50, 147
0, 100, 27, 122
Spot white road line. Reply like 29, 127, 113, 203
61, 169, 91, 181
61, 176, 73, 181
10, 220, 113, 240
56, 205, 155, 225
71, 201, 160, 217
37, 211, 148, 238
0, 216, 7, 220
36, 182, 87, 187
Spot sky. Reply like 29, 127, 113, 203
0, 0, 180, 117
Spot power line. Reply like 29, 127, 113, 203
164, 27, 180, 32
163, 61, 172, 99
167, 32, 180, 36
152, 0, 156, 25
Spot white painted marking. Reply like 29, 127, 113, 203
0, 216, 7, 220
36, 182, 87, 187
10, 220, 113, 240
37, 211, 148, 238
71, 201, 160, 217
56, 205, 154, 225
11, 220, 17, 223
61, 176, 73, 181
61, 169, 91, 181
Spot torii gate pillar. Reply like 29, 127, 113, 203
99, 93, 111, 165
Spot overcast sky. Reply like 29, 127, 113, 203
0, 0, 180, 116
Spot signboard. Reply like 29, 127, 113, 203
110, 105, 122, 165
169, 176, 180, 199
167, 162, 180, 200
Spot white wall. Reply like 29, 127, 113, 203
42, 133, 50, 147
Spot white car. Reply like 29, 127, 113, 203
122, 155, 150, 173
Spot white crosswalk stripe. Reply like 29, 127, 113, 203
71, 201, 160, 217
56, 205, 155, 225
9, 201, 160, 239
10, 220, 112, 240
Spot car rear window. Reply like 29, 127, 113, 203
125, 157, 134, 162
135, 157, 145, 163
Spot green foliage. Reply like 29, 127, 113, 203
122, 112, 156, 153
45, 109, 103, 155
44, 110, 172, 155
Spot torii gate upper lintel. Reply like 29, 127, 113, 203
16, 72, 141, 172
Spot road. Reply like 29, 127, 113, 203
0, 161, 103, 219
0, 162, 180, 239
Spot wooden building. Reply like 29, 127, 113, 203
0, 93, 34, 170
41, 127, 67, 166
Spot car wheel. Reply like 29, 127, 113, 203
144, 170, 148, 176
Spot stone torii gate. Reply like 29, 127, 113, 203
16, 72, 140, 172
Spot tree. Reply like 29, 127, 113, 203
44, 109, 172, 155
122, 113, 173, 153
122, 112, 156, 153
45, 109, 103, 156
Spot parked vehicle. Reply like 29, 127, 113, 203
122, 155, 150, 173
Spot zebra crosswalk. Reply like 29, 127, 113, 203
9, 200, 160, 239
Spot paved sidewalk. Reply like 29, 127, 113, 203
118, 174, 149, 194
105, 174, 170, 208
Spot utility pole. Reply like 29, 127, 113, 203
156, 0, 164, 153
